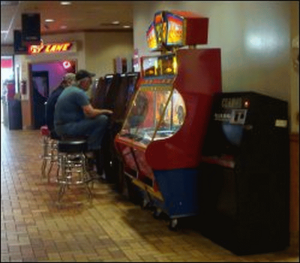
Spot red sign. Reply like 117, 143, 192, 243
28, 42, 74, 54
1, 58, 13, 68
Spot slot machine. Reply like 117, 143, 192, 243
92, 74, 114, 110
114, 10, 222, 229
92, 72, 140, 189
102, 72, 140, 189
198, 92, 290, 255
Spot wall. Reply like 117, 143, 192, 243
1, 45, 14, 56
85, 31, 133, 78
289, 0, 299, 252
133, 1, 291, 102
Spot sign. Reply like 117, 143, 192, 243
1, 58, 13, 68
28, 41, 76, 55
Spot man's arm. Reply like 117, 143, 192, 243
82, 104, 113, 118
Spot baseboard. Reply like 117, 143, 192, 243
289, 231, 299, 254
289, 133, 299, 252
22, 125, 34, 130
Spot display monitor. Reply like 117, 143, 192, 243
13, 30, 28, 54
146, 22, 159, 51
165, 12, 184, 46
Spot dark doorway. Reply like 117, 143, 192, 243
32, 71, 49, 129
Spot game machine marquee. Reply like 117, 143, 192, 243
115, 10, 222, 229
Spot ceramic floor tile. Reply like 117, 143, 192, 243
1, 125, 299, 262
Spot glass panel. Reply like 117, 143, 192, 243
120, 86, 186, 147
142, 57, 158, 77
142, 54, 177, 77
157, 54, 177, 75
154, 89, 185, 140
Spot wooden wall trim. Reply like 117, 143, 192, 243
289, 132, 299, 251
290, 133, 299, 142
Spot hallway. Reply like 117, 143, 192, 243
1, 125, 299, 262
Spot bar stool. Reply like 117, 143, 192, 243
40, 125, 59, 182
56, 138, 93, 202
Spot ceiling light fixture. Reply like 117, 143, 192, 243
45, 19, 55, 23
60, 25, 67, 29
123, 25, 131, 28
60, 1, 71, 5
112, 21, 120, 25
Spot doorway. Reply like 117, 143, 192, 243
32, 71, 49, 129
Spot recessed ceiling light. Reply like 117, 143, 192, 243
60, 25, 67, 29
60, 1, 71, 5
45, 19, 55, 23
112, 21, 120, 25
123, 25, 131, 28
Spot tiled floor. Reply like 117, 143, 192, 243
1, 125, 299, 262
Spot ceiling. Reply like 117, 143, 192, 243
1, 1, 134, 46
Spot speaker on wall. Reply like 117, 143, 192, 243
21, 13, 41, 44
13, 30, 28, 54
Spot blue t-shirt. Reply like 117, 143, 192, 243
54, 86, 90, 125
46, 85, 64, 131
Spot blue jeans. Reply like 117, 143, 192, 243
55, 115, 109, 151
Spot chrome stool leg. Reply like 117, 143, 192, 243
57, 153, 67, 202
56, 149, 93, 203
41, 135, 51, 179
47, 139, 58, 183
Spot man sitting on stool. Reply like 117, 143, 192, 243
45, 72, 76, 139
54, 69, 113, 176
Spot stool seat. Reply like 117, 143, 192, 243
40, 125, 50, 136
58, 139, 88, 153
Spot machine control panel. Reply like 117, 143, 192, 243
214, 109, 247, 125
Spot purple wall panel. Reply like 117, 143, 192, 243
32, 61, 75, 94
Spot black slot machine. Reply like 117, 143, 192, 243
93, 72, 140, 189
103, 72, 139, 190
92, 74, 115, 109
198, 92, 290, 255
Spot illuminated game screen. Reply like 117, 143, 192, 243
142, 56, 158, 77
120, 86, 186, 147
146, 23, 158, 51
158, 54, 177, 75
142, 54, 177, 77
165, 13, 184, 46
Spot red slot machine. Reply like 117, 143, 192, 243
115, 10, 222, 229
